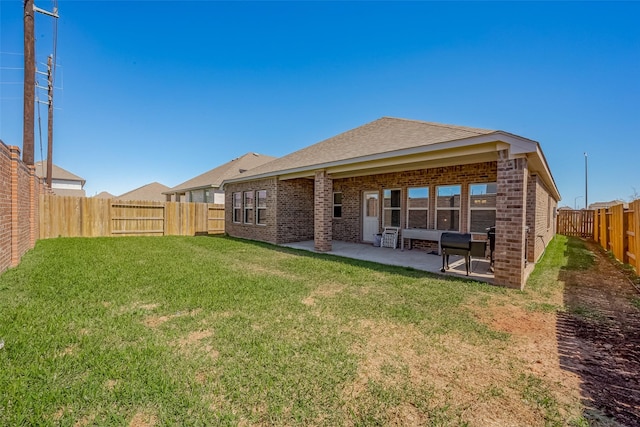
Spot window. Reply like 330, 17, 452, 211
383, 189, 401, 227
436, 185, 461, 231
243, 191, 254, 224
333, 192, 342, 218
256, 190, 267, 225
407, 187, 429, 229
469, 183, 497, 232
232, 192, 242, 223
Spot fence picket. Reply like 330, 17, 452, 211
559, 199, 640, 274
39, 195, 224, 238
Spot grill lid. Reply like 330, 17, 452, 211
440, 232, 472, 250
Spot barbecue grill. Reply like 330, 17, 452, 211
440, 232, 487, 276
487, 226, 496, 272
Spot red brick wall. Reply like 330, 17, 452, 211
277, 178, 314, 244
224, 177, 314, 245
527, 174, 557, 263
494, 151, 528, 289
314, 171, 332, 251
0, 141, 44, 274
0, 143, 12, 271
332, 162, 497, 243
225, 178, 279, 244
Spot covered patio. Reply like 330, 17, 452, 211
282, 240, 495, 283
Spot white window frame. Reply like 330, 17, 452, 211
256, 190, 267, 226
243, 191, 254, 224
406, 187, 429, 229
232, 192, 242, 223
436, 184, 461, 231
468, 182, 497, 233
383, 188, 401, 228
333, 192, 342, 219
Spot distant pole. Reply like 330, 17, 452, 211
46, 55, 53, 187
23, 0, 35, 165
584, 152, 588, 209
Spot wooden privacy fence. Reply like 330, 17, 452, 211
591, 199, 640, 274
40, 195, 225, 239
556, 209, 594, 238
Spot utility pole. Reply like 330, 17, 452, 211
584, 152, 588, 209
46, 55, 53, 187
23, 0, 35, 165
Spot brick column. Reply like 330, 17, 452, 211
314, 170, 332, 252
10, 146, 20, 267
494, 150, 528, 289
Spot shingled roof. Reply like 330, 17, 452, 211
117, 182, 170, 202
34, 161, 86, 185
165, 152, 277, 194
225, 117, 496, 181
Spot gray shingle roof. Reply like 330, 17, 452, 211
117, 182, 170, 202
230, 117, 496, 180
166, 152, 277, 193
34, 161, 86, 185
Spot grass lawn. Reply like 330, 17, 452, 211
0, 235, 588, 426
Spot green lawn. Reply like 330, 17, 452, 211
0, 235, 586, 426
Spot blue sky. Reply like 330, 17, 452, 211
1, 1, 638, 207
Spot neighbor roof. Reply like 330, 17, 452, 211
34, 161, 86, 185
222, 117, 560, 201
165, 152, 277, 194
117, 182, 170, 202
94, 191, 115, 199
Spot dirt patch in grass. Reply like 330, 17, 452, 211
342, 318, 552, 425
302, 282, 345, 306
178, 330, 213, 346
129, 411, 157, 427
142, 308, 202, 328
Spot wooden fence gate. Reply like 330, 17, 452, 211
556, 209, 594, 239
40, 195, 224, 239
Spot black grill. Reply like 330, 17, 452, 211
440, 232, 486, 276
487, 226, 496, 271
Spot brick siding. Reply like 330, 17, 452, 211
527, 174, 557, 263
493, 151, 528, 289
0, 141, 44, 274
332, 162, 497, 243
224, 177, 314, 245
314, 170, 332, 251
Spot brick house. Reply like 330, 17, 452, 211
163, 152, 277, 203
221, 117, 560, 289
34, 161, 86, 197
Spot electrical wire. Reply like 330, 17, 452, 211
36, 88, 44, 166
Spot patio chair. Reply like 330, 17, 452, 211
380, 227, 399, 249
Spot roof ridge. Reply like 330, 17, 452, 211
380, 116, 494, 134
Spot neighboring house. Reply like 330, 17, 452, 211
34, 161, 86, 197
221, 117, 561, 289
94, 191, 115, 199
117, 182, 170, 202
589, 200, 628, 210
164, 152, 277, 203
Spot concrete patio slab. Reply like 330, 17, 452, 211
282, 240, 494, 284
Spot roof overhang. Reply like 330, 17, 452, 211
221, 131, 560, 200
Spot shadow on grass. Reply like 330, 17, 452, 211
556, 237, 640, 426
209, 234, 491, 285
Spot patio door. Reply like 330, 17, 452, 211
362, 191, 379, 243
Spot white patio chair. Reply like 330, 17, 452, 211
380, 227, 399, 249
